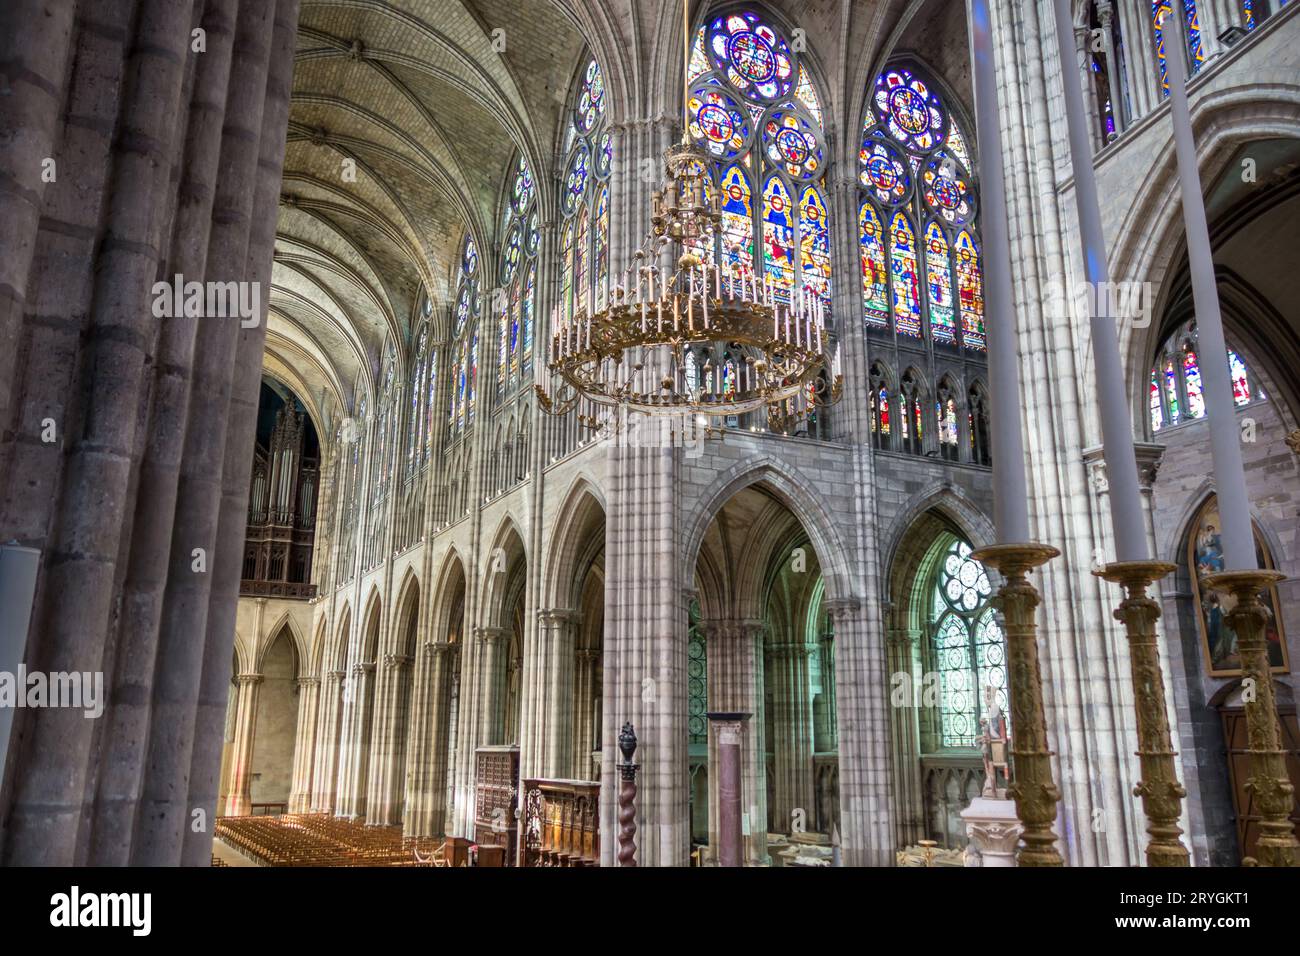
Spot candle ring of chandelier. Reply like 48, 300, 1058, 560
539, 141, 842, 419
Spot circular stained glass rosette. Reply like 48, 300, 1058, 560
525, 210, 539, 257
942, 544, 991, 612
575, 60, 605, 133
858, 134, 912, 207
595, 129, 613, 180
463, 238, 478, 276
873, 67, 947, 153
512, 161, 534, 215
563, 143, 590, 215
501, 224, 521, 285
705, 10, 796, 103
762, 106, 823, 182
922, 155, 975, 226
687, 82, 753, 161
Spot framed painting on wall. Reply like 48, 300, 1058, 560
1187, 495, 1290, 678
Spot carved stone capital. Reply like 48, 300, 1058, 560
474, 626, 509, 646
537, 607, 580, 627
384, 653, 414, 670
823, 597, 862, 623
297, 677, 321, 689
325, 670, 346, 683
235, 673, 264, 686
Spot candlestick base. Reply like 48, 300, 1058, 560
1201, 569, 1298, 867
1095, 560, 1190, 867
970, 543, 1064, 867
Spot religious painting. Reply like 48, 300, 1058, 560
1187, 496, 1290, 677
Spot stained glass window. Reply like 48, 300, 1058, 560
1146, 326, 1266, 433
930, 539, 1003, 749
719, 164, 754, 271
890, 212, 921, 337
1182, 347, 1205, 419
408, 323, 428, 474
799, 186, 831, 302
1150, 371, 1164, 433
955, 230, 985, 349
497, 154, 540, 394
925, 222, 955, 343
561, 57, 613, 346
1164, 358, 1182, 425
861, 62, 983, 349
1153, 1, 1205, 95
449, 234, 479, 434
763, 175, 795, 299
1229, 350, 1251, 405
686, 12, 829, 304
859, 201, 889, 326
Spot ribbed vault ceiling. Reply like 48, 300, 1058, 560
268, 0, 966, 434
272, 0, 588, 426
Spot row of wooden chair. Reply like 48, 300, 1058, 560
214, 813, 445, 867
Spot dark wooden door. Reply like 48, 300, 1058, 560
1221, 705, 1300, 860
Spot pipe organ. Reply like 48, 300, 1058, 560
242, 404, 318, 599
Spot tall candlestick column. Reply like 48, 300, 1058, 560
1050, 0, 1188, 865
1161, 6, 1297, 867
966, 0, 1063, 867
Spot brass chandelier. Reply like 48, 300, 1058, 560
537, 0, 841, 427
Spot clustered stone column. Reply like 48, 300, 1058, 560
410, 642, 458, 837
885, 625, 926, 846
223, 674, 265, 816
536, 609, 579, 779
367, 652, 415, 825
310, 670, 347, 813
288, 676, 321, 812
475, 626, 510, 745
0, 0, 302, 866
573, 648, 602, 779
767, 642, 814, 832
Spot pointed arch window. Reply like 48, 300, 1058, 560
968, 382, 991, 466
937, 379, 960, 461
929, 540, 1005, 749
449, 236, 480, 434
859, 64, 984, 350
408, 322, 429, 475
684, 10, 831, 304
869, 363, 892, 450
1149, 319, 1262, 433
560, 57, 614, 328
497, 155, 539, 396
900, 370, 925, 455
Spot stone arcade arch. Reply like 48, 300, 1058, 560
247, 625, 302, 811
537, 480, 608, 783
365, 571, 421, 825
403, 550, 468, 839
884, 503, 999, 851
687, 472, 847, 866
